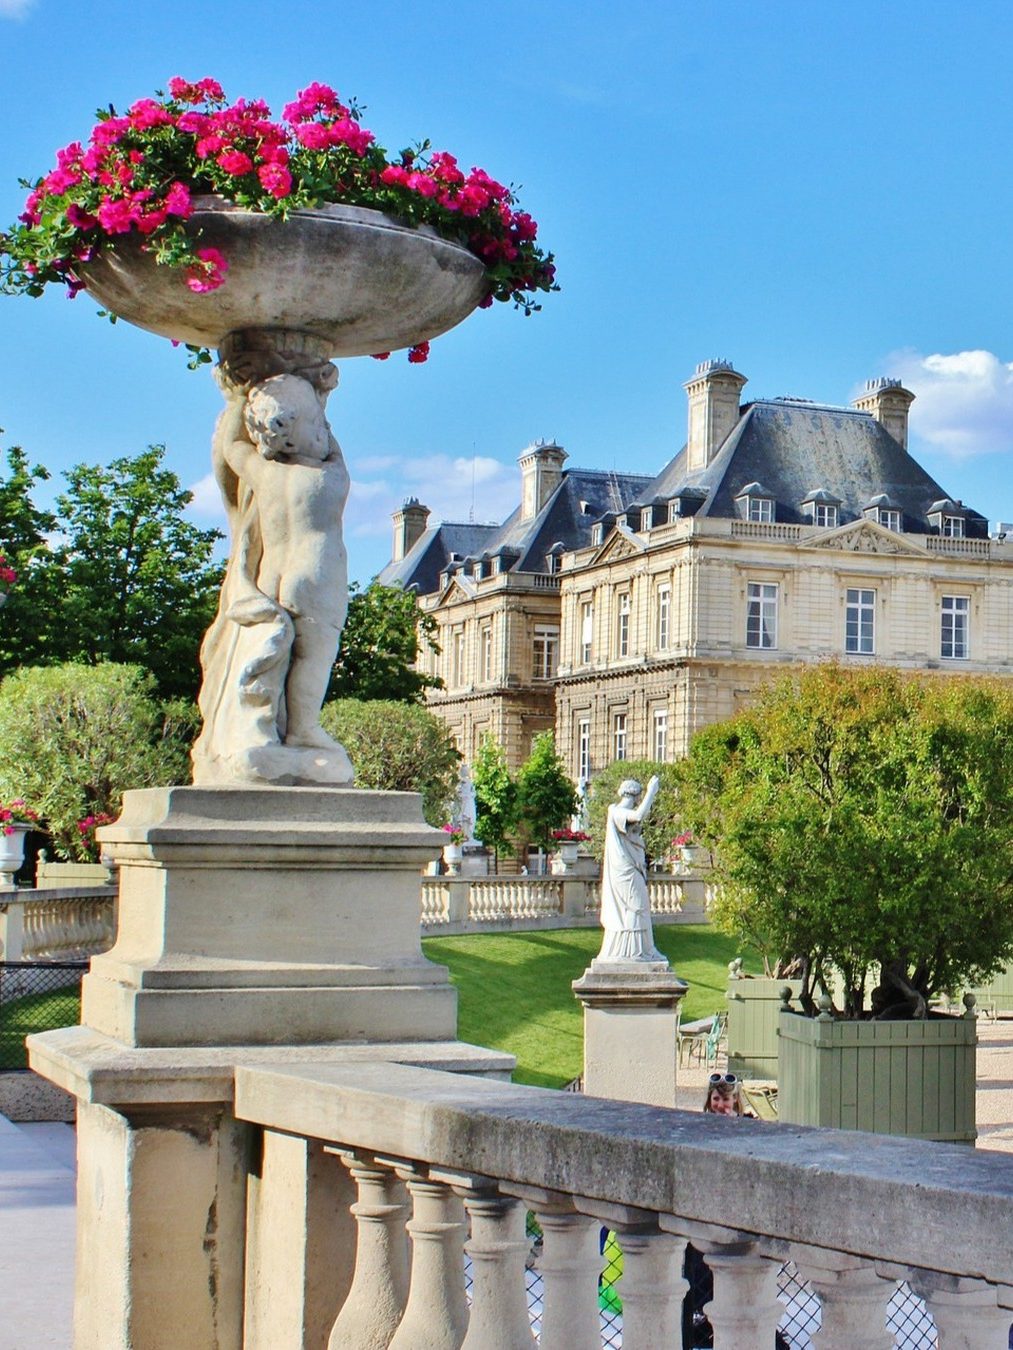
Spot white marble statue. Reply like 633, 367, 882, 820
571, 778, 591, 835
454, 762, 481, 847
596, 775, 666, 964
191, 330, 354, 786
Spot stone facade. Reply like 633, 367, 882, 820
382, 361, 1013, 779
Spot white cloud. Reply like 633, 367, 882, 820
347, 451, 514, 539
883, 348, 1013, 458
185, 472, 227, 524
0, 0, 35, 16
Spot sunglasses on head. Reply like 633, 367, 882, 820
709, 1073, 738, 1086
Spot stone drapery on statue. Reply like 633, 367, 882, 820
595, 775, 667, 964
192, 328, 354, 786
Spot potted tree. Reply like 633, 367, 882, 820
678, 664, 1013, 1141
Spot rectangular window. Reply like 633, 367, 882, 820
814, 504, 838, 528
845, 588, 875, 654
617, 593, 630, 657
942, 515, 964, 538
613, 712, 627, 762
532, 625, 559, 680
880, 508, 902, 532
481, 626, 492, 683
746, 582, 778, 649
653, 708, 668, 762
577, 717, 591, 782
656, 584, 671, 650
453, 629, 466, 686
580, 600, 593, 664
748, 497, 774, 523
941, 595, 969, 659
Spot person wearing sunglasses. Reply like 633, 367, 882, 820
703, 1071, 748, 1117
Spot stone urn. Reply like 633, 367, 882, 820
442, 842, 463, 875
78, 199, 487, 788
0, 825, 29, 890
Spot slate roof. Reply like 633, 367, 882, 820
378, 467, 653, 595
646, 399, 989, 536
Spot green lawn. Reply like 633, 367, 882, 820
0, 984, 82, 1069
1, 925, 747, 1083
422, 924, 750, 1088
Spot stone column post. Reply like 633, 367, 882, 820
572, 962, 687, 1105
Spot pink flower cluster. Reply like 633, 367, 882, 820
77, 811, 116, 859
8, 76, 557, 361
0, 554, 16, 587
0, 799, 39, 835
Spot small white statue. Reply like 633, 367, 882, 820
596, 775, 666, 964
192, 331, 354, 787
454, 762, 481, 848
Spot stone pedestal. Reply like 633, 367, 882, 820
29, 785, 513, 1350
572, 962, 688, 1106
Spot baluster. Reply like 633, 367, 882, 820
662, 1223, 783, 1350
618, 1228, 688, 1348
453, 1180, 534, 1349
504, 1188, 601, 1350
326, 1150, 410, 1349
911, 1273, 1012, 1349
792, 1247, 893, 1349
388, 1166, 469, 1350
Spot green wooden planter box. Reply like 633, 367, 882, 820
726, 977, 801, 1080
778, 1009, 977, 1143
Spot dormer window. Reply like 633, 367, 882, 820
591, 522, 605, 546
927, 498, 966, 538
801, 488, 841, 529
863, 494, 903, 532
640, 505, 654, 531
545, 543, 565, 574
735, 482, 775, 524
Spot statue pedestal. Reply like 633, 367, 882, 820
572, 963, 688, 1106
29, 785, 512, 1349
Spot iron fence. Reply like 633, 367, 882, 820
0, 960, 85, 1069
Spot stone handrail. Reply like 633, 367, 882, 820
234, 1058, 1013, 1348
0, 886, 116, 961
420, 875, 708, 932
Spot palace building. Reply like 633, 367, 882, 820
380, 360, 1013, 777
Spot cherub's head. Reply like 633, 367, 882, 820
245, 374, 329, 461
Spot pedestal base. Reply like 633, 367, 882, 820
573, 965, 688, 1107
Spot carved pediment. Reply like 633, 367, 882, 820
590, 524, 647, 566
803, 519, 928, 557
436, 574, 478, 604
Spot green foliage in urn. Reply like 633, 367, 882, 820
319, 698, 460, 826
329, 581, 442, 704
586, 759, 683, 863
515, 732, 577, 853
0, 663, 193, 859
677, 663, 1013, 1019
470, 733, 518, 863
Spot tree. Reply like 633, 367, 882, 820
329, 581, 442, 703
515, 732, 577, 853
0, 442, 63, 673
320, 698, 460, 825
55, 446, 223, 701
585, 759, 683, 864
678, 663, 1013, 1019
0, 662, 192, 859
471, 733, 518, 864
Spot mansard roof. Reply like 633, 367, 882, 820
644, 399, 988, 536
378, 466, 652, 596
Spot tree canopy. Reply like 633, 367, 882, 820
677, 664, 1013, 1019
516, 732, 577, 851
0, 662, 193, 859
329, 581, 441, 703
471, 733, 518, 859
320, 697, 460, 826
0, 441, 222, 701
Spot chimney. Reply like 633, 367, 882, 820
518, 440, 567, 521
684, 360, 748, 472
852, 378, 915, 450
391, 497, 430, 562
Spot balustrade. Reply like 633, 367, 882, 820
234, 1059, 1013, 1349
419, 875, 708, 932
0, 886, 115, 961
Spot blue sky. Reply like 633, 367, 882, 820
4, 1, 1013, 582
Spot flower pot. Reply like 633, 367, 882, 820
778, 1006, 977, 1142
442, 843, 463, 874
680, 844, 710, 869
558, 841, 579, 865
78, 199, 488, 353
0, 825, 29, 889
